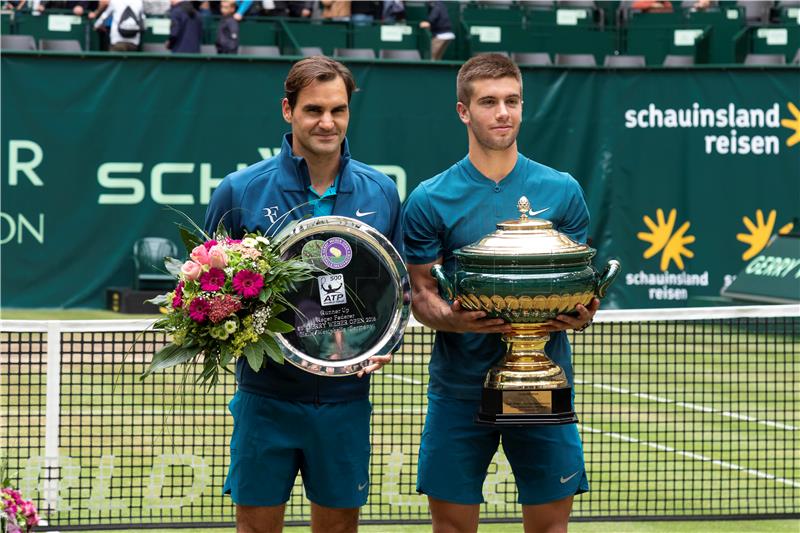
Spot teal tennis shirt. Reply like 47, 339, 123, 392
402, 153, 590, 401
307, 174, 339, 216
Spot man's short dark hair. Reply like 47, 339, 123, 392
457, 53, 522, 105
284, 56, 357, 109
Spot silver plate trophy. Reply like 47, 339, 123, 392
275, 216, 411, 376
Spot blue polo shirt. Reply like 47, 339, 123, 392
402, 153, 590, 401
308, 174, 339, 216
205, 133, 404, 403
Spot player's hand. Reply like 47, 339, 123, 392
542, 298, 599, 333
233, 12, 243, 21
446, 299, 513, 335
357, 354, 392, 377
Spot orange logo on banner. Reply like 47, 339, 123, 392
637, 208, 696, 272
736, 209, 795, 261
782, 102, 800, 148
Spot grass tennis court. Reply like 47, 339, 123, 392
1, 308, 797, 530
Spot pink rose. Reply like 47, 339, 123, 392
190, 244, 210, 265
181, 261, 202, 281
208, 245, 228, 269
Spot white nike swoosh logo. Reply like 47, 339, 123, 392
356, 209, 376, 217
529, 207, 550, 217
560, 471, 580, 484
357, 481, 368, 491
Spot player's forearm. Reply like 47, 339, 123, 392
410, 289, 458, 332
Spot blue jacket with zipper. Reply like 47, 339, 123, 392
204, 133, 404, 403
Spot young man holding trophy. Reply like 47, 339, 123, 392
205, 56, 405, 533
403, 53, 599, 532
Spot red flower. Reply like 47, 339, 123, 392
203, 239, 218, 251
232, 270, 264, 298
200, 268, 226, 292
188, 297, 210, 323
172, 281, 184, 308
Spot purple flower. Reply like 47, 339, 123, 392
232, 270, 264, 299
200, 268, 226, 292
188, 297, 210, 323
172, 281, 184, 308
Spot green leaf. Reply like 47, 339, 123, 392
179, 226, 202, 254
243, 342, 264, 372
146, 293, 170, 306
261, 334, 284, 364
219, 344, 234, 368
266, 317, 294, 334
216, 219, 230, 240
164, 257, 184, 277
142, 343, 198, 378
258, 287, 272, 303
271, 303, 287, 316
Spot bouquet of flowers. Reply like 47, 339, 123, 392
142, 222, 316, 386
1, 461, 39, 533
1, 488, 39, 533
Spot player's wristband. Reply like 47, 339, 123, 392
574, 319, 593, 333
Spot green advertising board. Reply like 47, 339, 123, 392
721, 234, 800, 303
1, 52, 798, 309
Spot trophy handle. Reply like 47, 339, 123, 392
430, 264, 455, 302
595, 259, 621, 298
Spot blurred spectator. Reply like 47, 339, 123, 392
35, 1, 89, 15
350, 0, 379, 24
286, 0, 312, 17
143, 0, 168, 14
321, 0, 350, 21
93, 0, 145, 52
420, 1, 453, 60
632, 0, 674, 12
167, 0, 202, 53
382, 0, 404, 22
2, 0, 28, 11
687, 0, 715, 11
216, 0, 239, 53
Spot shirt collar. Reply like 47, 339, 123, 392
278, 133, 353, 192
460, 152, 523, 188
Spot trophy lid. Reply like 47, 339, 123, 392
456, 196, 594, 264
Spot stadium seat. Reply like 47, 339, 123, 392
794, 48, 800, 64
300, 46, 324, 56
40, 39, 82, 52
737, 0, 773, 25
511, 51, 552, 65
379, 48, 422, 60
334, 47, 376, 59
200, 44, 217, 55
142, 42, 169, 53
604, 54, 646, 66
133, 237, 179, 290
473, 50, 510, 57
1, 34, 37, 51
556, 52, 597, 65
663, 53, 696, 66
520, 0, 555, 8
239, 45, 281, 57
744, 53, 787, 64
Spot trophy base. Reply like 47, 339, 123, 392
475, 386, 578, 426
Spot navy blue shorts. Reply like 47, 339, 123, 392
417, 392, 589, 505
224, 390, 371, 508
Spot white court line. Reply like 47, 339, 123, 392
574, 378, 797, 431
580, 423, 800, 489
378, 373, 423, 385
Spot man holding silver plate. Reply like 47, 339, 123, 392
205, 56, 408, 533
403, 54, 598, 532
